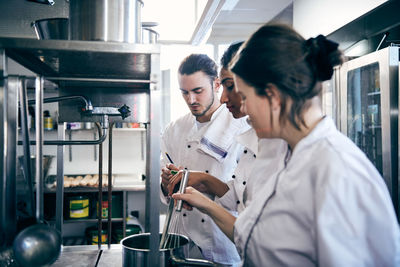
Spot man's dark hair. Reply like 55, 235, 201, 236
220, 41, 244, 69
178, 54, 218, 82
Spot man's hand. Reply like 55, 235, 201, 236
167, 171, 210, 196
161, 163, 180, 196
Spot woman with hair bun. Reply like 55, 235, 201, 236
173, 24, 400, 266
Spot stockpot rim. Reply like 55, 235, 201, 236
120, 232, 190, 252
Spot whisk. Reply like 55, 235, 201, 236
160, 170, 189, 250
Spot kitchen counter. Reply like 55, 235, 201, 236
51, 245, 122, 267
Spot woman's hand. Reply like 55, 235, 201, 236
172, 187, 214, 214
172, 186, 236, 241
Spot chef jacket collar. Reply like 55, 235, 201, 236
289, 116, 335, 162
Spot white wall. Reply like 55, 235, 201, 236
293, 0, 388, 38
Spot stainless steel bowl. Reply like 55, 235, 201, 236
32, 18, 69, 40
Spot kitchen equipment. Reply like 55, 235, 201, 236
31, 18, 68, 40
159, 199, 174, 249
18, 155, 54, 183
28, 0, 55, 5
121, 233, 215, 267
142, 28, 159, 44
160, 170, 189, 250
69, 0, 143, 43
13, 223, 61, 266
12, 78, 61, 267
0, 36, 161, 266
176, 170, 189, 212
338, 46, 399, 216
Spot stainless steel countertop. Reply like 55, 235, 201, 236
51, 245, 122, 267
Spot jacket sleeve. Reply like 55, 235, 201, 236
215, 180, 238, 211
315, 166, 400, 267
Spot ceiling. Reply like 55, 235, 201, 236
206, 0, 293, 44
143, 0, 294, 45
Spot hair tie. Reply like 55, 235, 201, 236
305, 35, 339, 81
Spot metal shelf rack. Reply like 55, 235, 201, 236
0, 37, 161, 266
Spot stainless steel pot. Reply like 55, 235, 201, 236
142, 28, 159, 44
121, 233, 216, 267
31, 18, 69, 40
69, 0, 143, 43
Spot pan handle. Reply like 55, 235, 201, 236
170, 249, 217, 266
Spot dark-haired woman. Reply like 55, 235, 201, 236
173, 24, 400, 266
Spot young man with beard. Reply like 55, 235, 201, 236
160, 54, 248, 265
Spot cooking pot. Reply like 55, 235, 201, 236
121, 233, 216, 267
142, 28, 159, 44
69, 0, 143, 43
31, 18, 69, 40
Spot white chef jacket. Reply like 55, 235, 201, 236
217, 127, 287, 213
234, 117, 400, 267
160, 104, 249, 265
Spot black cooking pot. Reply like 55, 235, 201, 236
121, 233, 216, 267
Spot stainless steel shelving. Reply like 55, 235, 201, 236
0, 37, 161, 266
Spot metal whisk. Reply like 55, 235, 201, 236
160, 170, 189, 250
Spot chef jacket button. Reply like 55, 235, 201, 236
243, 181, 246, 185
205, 170, 209, 173
244, 150, 248, 154
253, 154, 256, 158
232, 174, 236, 179
187, 145, 191, 148
236, 200, 240, 204
184, 167, 188, 170
201, 218, 205, 223
183, 213, 187, 217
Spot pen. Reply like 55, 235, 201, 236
165, 152, 174, 164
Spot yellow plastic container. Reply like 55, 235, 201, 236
69, 196, 89, 219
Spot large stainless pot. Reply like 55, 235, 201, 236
69, 0, 143, 43
121, 233, 216, 267
142, 28, 159, 44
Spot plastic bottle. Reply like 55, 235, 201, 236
44, 110, 53, 130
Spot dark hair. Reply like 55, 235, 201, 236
230, 24, 343, 129
220, 41, 244, 69
178, 54, 218, 82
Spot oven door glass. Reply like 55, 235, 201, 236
347, 62, 382, 174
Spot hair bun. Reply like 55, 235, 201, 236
305, 35, 339, 81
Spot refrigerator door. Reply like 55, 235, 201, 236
322, 66, 341, 129
346, 62, 383, 173
340, 47, 399, 216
